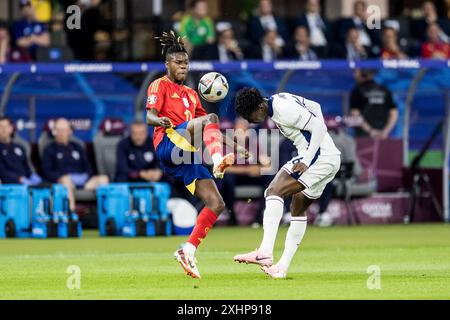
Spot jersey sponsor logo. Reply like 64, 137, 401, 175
72, 150, 80, 160
57, 152, 63, 159
14, 147, 23, 157
148, 94, 157, 105
171, 92, 180, 99
34, 24, 42, 33
144, 151, 154, 162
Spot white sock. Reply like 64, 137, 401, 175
184, 242, 197, 256
259, 196, 284, 256
278, 216, 307, 271
211, 153, 223, 167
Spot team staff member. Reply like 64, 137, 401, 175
115, 121, 163, 183
350, 69, 398, 139
0, 116, 41, 185
42, 118, 108, 211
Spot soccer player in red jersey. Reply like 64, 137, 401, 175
146, 31, 247, 278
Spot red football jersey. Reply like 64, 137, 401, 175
421, 42, 450, 59
146, 75, 207, 149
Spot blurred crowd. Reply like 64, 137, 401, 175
1, 0, 450, 64
0, 0, 102, 63
185, 0, 450, 61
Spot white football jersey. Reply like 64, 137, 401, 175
268, 92, 341, 163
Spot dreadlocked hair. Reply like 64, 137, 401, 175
235, 87, 264, 121
155, 30, 187, 59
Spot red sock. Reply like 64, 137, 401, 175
187, 207, 218, 248
203, 123, 222, 156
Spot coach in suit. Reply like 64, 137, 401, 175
412, 1, 450, 43
247, 0, 288, 45
338, 0, 381, 57
284, 26, 319, 61
198, 25, 244, 62
334, 27, 370, 60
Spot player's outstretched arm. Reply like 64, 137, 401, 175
146, 109, 172, 128
297, 115, 327, 168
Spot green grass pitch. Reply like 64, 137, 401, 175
1, 224, 449, 299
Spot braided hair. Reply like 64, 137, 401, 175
155, 30, 187, 60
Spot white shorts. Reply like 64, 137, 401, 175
282, 155, 341, 199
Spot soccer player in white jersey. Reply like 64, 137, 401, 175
233, 88, 341, 278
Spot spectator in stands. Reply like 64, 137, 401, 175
421, 23, 450, 60
247, 0, 288, 45
0, 117, 42, 185
336, 27, 369, 60
61, 0, 102, 61
413, 1, 450, 43
295, 0, 332, 58
179, 0, 215, 55
284, 26, 318, 61
12, 0, 50, 60
202, 24, 244, 62
381, 27, 408, 60
0, 20, 32, 64
339, 0, 381, 57
350, 69, 398, 139
115, 121, 163, 183
249, 29, 284, 61
42, 118, 109, 211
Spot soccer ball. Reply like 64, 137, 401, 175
198, 72, 229, 103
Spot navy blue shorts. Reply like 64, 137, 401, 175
156, 121, 212, 195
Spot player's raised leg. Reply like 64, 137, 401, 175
234, 170, 304, 266
175, 179, 225, 278
261, 192, 312, 279
185, 113, 234, 178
